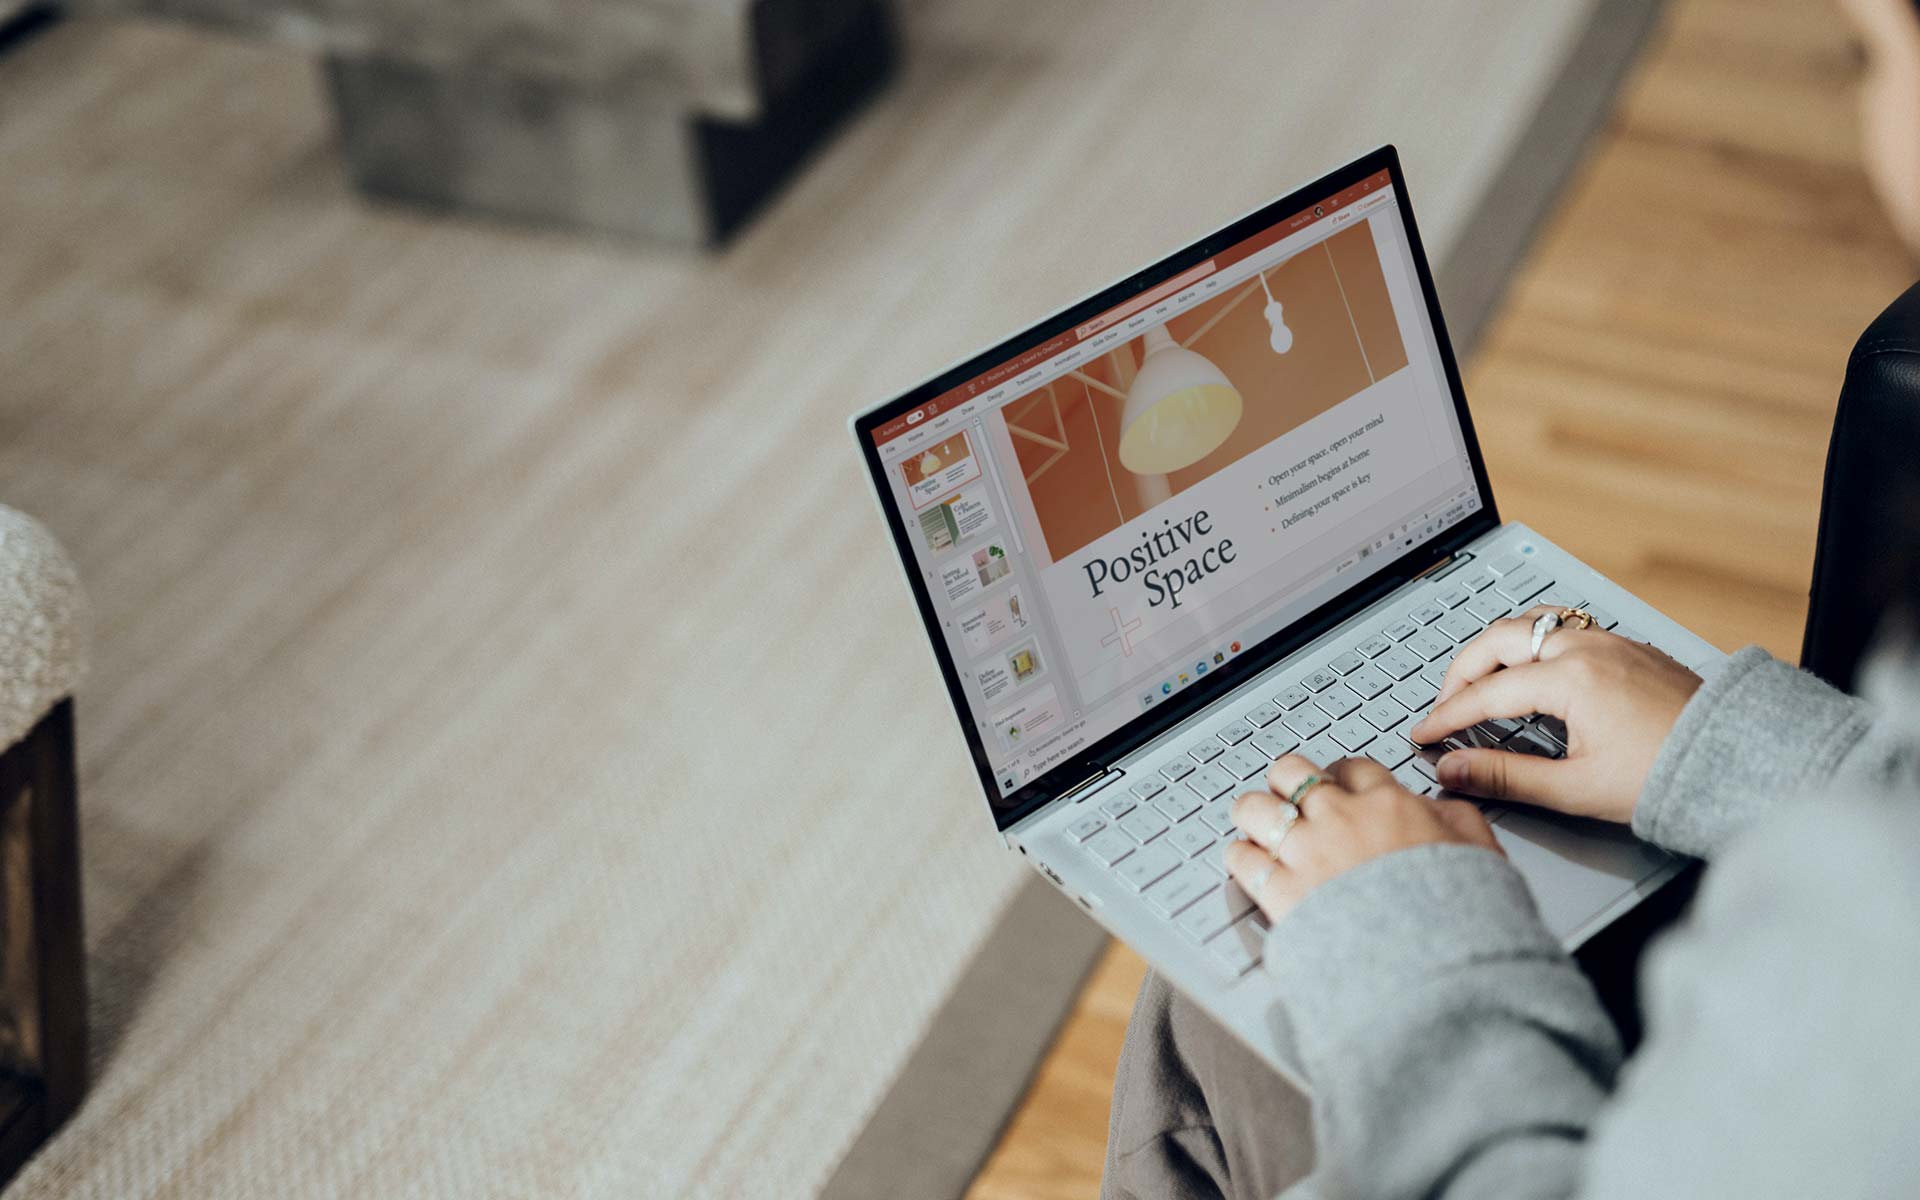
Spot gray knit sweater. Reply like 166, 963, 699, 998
1263, 645, 1920, 1198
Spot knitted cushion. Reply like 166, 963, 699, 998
0, 506, 87, 751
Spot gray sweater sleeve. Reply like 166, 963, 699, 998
1262, 647, 1920, 1199
1632, 645, 1913, 858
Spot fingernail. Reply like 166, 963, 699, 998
1437, 752, 1466, 787
1408, 718, 1432, 743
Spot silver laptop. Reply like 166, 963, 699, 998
850, 146, 1722, 1086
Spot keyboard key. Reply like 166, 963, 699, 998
1494, 569, 1548, 603
1408, 602, 1446, 626
1186, 765, 1236, 801
1274, 685, 1312, 710
1436, 585, 1472, 609
1385, 620, 1419, 642
1302, 668, 1339, 693
1435, 609, 1482, 643
1360, 699, 1406, 731
1198, 797, 1238, 835
1153, 789, 1202, 822
1392, 762, 1436, 796
1117, 842, 1183, 891
1166, 818, 1217, 859
1301, 733, 1345, 764
1465, 594, 1510, 624
1188, 739, 1224, 764
1119, 807, 1170, 844
1483, 717, 1527, 738
1537, 591, 1586, 611
1067, 814, 1106, 841
1405, 629, 1453, 662
1207, 912, 1267, 975
1363, 738, 1414, 770
1250, 728, 1297, 761
1214, 721, 1254, 746
1508, 728, 1563, 758
1534, 716, 1570, 747
1175, 879, 1256, 942
1244, 702, 1283, 728
1282, 708, 1331, 739
1328, 651, 1366, 675
1488, 552, 1526, 576
1147, 861, 1217, 916
1218, 745, 1264, 779
1420, 663, 1450, 691
1357, 634, 1393, 658
1460, 567, 1498, 592
1085, 827, 1136, 866
1100, 793, 1138, 820
1585, 603, 1620, 630
1159, 759, 1194, 782
1127, 778, 1165, 802
1392, 681, 1439, 712
1344, 664, 1392, 699
1329, 716, 1377, 751
1314, 689, 1360, 719
1376, 648, 1422, 680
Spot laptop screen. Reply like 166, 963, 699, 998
857, 150, 1493, 824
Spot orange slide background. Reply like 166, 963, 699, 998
1006, 222, 1408, 562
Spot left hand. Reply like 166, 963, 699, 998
1225, 754, 1502, 922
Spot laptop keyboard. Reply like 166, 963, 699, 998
1069, 555, 1644, 979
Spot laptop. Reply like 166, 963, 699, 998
850, 145, 1723, 1086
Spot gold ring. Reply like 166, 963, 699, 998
1286, 774, 1326, 808
1559, 607, 1596, 631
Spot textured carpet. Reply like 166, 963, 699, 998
0, 2, 1621, 1195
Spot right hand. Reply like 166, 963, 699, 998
1407, 608, 1704, 825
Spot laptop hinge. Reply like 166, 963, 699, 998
1059, 766, 1115, 804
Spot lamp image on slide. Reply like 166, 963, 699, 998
1259, 270, 1294, 354
1117, 325, 1243, 477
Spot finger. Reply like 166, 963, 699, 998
1435, 607, 1587, 704
1434, 747, 1570, 806
1430, 797, 1504, 853
1322, 755, 1393, 794
1226, 840, 1307, 919
1411, 659, 1575, 745
1231, 788, 1304, 855
1263, 752, 1326, 801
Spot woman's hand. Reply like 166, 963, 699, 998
1407, 608, 1703, 824
1225, 754, 1500, 922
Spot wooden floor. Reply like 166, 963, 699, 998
967, 1, 1916, 1196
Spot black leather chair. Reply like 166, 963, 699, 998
1578, 280, 1920, 1049
1803, 280, 1920, 693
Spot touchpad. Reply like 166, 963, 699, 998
1489, 808, 1672, 942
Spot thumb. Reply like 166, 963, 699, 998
1436, 748, 1571, 809
1431, 797, 1502, 853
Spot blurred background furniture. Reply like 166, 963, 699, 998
80, 0, 899, 243
1804, 280, 1920, 693
0, 507, 87, 1188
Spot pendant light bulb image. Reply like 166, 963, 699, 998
1117, 325, 1243, 475
918, 450, 942, 476
1260, 271, 1293, 355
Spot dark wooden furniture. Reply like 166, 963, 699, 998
0, 699, 86, 1187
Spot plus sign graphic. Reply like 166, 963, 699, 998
1100, 607, 1144, 657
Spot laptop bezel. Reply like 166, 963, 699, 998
851, 144, 1501, 832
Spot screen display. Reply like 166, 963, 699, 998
864, 164, 1483, 808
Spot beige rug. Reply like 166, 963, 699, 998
0, 2, 1614, 1195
